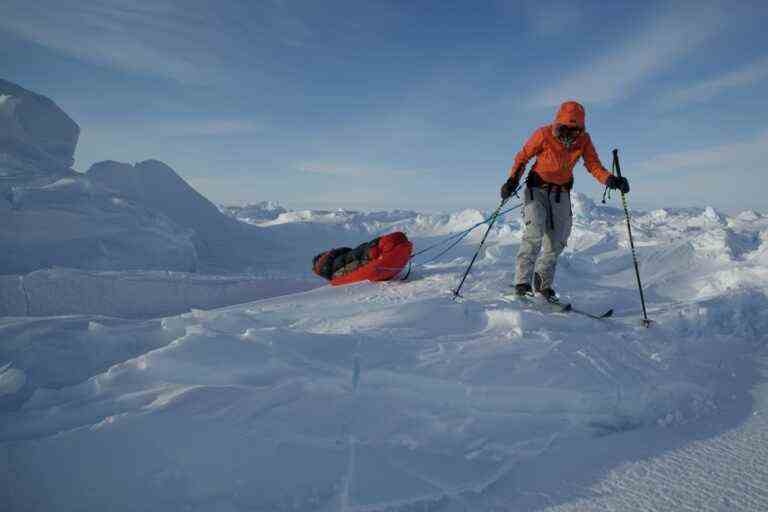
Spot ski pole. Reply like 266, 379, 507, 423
612, 149, 651, 327
452, 197, 508, 300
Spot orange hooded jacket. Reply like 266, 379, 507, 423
510, 101, 611, 186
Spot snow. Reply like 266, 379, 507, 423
543, 367, 768, 512
222, 201, 288, 223
0, 160, 295, 277
0, 268, 317, 318
0, 174, 200, 275
0, 78, 79, 175
86, 159, 285, 274
0, 363, 25, 396
0, 79, 766, 509
0, 94, 18, 115
1, 193, 767, 511
0, 81, 287, 279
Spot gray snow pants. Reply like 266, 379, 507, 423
515, 186, 572, 290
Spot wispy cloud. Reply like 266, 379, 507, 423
160, 120, 262, 137
529, 2, 724, 107
296, 162, 421, 178
635, 132, 768, 174
0, 0, 312, 82
79, 118, 262, 141
0, 1, 214, 82
664, 56, 768, 105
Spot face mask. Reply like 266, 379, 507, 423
557, 125, 582, 145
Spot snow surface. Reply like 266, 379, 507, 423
0, 78, 79, 177
0, 162, 291, 276
222, 201, 288, 223
2, 195, 768, 511
0, 268, 317, 318
0, 174, 199, 275
0, 79, 285, 280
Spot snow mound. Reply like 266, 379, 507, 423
222, 201, 287, 222
0, 157, 289, 276
0, 175, 198, 274
0, 79, 79, 183
87, 160, 286, 274
257, 207, 420, 232
0, 80, 287, 280
0, 363, 26, 396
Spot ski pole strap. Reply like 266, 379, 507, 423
602, 153, 618, 204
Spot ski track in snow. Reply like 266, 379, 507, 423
2, 196, 768, 511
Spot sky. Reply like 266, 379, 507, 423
1, 0, 767, 212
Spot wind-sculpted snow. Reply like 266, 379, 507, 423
0, 268, 317, 318
230, 201, 494, 239
543, 370, 768, 512
0, 79, 79, 176
0, 80, 288, 279
0, 159, 299, 277
0, 78, 280, 280
87, 160, 287, 274
0, 176, 199, 275
222, 201, 287, 223
1, 195, 768, 511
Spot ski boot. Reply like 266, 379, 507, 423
500, 283, 532, 302
514, 283, 533, 297
533, 273, 559, 304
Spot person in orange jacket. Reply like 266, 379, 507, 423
500, 101, 629, 300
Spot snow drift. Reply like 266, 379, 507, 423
1, 192, 767, 511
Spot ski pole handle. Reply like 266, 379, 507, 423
612, 149, 623, 179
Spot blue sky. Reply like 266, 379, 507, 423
2, 0, 767, 212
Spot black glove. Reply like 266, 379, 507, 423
606, 175, 630, 194
500, 173, 521, 200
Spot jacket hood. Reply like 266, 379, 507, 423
554, 101, 585, 128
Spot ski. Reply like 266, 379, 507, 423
569, 306, 613, 320
500, 293, 612, 320
500, 293, 571, 313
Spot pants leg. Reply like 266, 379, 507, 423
515, 189, 547, 285
533, 191, 572, 290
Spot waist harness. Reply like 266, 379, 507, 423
526, 172, 572, 230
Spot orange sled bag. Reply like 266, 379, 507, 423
312, 232, 413, 286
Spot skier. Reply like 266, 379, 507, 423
500, 101, 630, 301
